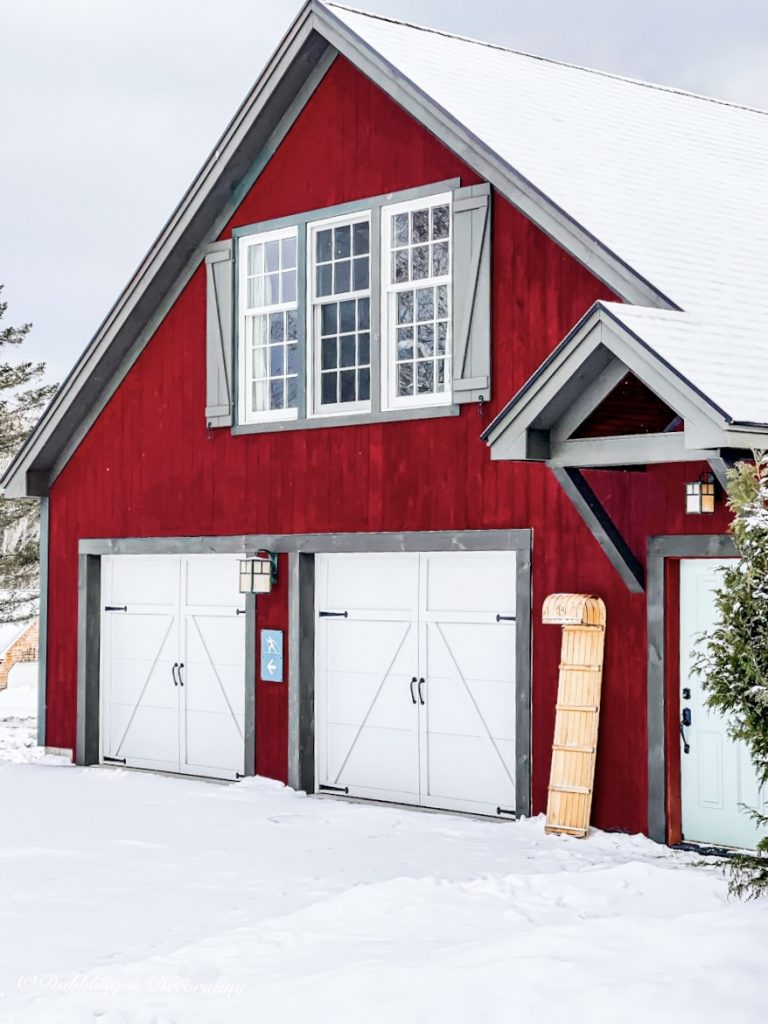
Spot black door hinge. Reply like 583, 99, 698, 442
318, 783, 349, 794
104, 605, 128, 612
496, 614, 515, 622
496, 806, 516, 817
319, 611, 348, 618
103, 756, 127, 764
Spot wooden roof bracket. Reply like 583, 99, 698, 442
550, 465, 645, 594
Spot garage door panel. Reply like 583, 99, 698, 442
319, 553, 418, 615
322, 620, 413, 674
425, 676, 516, 741
185, 614, 244, 669
422, 553, 516, 616
183, 556, 244, 610
425, 733, 516, 807
316, 550, 520, 816
183, 709, 245, 776
101, 553, 245, 780
106, 556, 180, 607
107, 703, 179, 768
324, 669, 416, 729
106, 656, 179, 711
106, 613, 176, 663
325, 723, 420, 795
425, 622, 516, 680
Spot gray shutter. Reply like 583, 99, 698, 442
452, 183, 491, 404
205, 239, 234, 427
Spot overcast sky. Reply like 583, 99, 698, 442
2, 0, 767, 384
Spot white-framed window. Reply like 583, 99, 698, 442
238, 226, 299, 423
381, 192, 452, 410
307, 213, 372, 416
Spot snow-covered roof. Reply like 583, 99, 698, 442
330, 4, 768, 425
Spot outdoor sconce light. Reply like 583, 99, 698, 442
239, 551, 278, 594
685, 472, 717, 515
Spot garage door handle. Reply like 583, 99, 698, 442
178, 662, 185, 687
418, 677, 426, 705
172, 662, 179, 686
409, 677, 417, 704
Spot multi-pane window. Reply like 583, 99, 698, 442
239, 228, 299, 421
310, 217, 371, 412
383, 194, 452, 408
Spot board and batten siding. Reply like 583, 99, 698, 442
45, 57, 731, 833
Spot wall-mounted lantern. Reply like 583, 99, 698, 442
685, 472, 717, 515
239, 551, 278, 594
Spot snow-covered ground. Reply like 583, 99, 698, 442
0, 681, 765, 1023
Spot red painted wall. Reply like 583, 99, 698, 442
45, 57, 731, 833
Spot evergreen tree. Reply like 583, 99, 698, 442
693, 451, 768, 898
0, 286, 57, 624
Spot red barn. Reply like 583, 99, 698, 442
5, 1, 767, 849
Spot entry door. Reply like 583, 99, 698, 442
315, 551, 517, 816
101, 554, 246, 780
680, 559, 765, 848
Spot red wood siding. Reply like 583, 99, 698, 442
44, 56, 731, 834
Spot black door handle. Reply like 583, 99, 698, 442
409, 677, 417, 704
418, 677, 425, 705
178, 662, 185, 687
172, 662, 179, 686
680, 708, 691, 754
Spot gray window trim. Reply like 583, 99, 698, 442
75, 529, 532, 818
646, 534, 737, 844
232, 178, 460, 428
232, 402, 460, 436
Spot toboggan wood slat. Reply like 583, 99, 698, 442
542, 593, 607, 838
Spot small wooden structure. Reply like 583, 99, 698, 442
542, 594, 606, 838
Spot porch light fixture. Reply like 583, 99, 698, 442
239, 551, 278, 594
685, 472, 717, 515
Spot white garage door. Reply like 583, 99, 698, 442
315, 551, 518, 816
680, 559, 765, 848
100, 554, 246, 780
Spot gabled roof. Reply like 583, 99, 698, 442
4, 1, 768, 497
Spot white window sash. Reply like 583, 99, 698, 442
307, 211, 373, 419
238, 226, 299, 425
380, 192, 453, 412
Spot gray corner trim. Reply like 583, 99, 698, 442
315, 5, 674, 311
646, 533, 737, 844
231, 178, 461, 240
231, 402, 460, 436
76, 553, 101, 766
515, 540, 533, 818
551, 466, 645, 593
36, 497, 49, 747
243, 592, 257, 776
288, 552, 316, 793
79, 529, 533, 557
